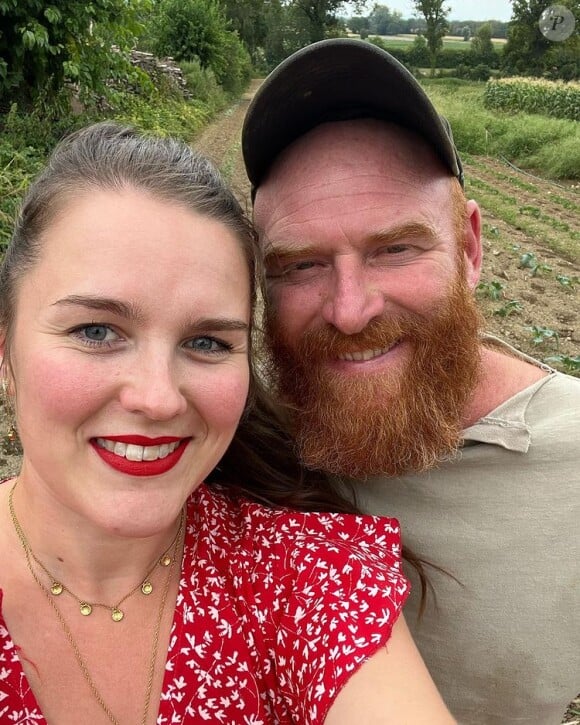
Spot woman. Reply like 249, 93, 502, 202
0, 123, 453, 724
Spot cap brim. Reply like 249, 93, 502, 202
242, 39, 463, 191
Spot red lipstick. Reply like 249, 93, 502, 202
91, 438, 189, 477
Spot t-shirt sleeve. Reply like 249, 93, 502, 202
240, 505, 410, 724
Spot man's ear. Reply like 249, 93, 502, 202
463, 200, 483, 290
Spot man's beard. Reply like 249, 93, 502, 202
264, 274, 483, 479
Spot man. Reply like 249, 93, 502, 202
242, 39, 580, 725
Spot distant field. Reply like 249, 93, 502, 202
369, 34, 506, 49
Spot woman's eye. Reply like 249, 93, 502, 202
84, 325, 111, 341
185, 336, 232, 354
71, 324, 120, 346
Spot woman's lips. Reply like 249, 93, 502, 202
91, 437, 190, 477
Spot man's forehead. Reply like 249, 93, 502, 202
257, 119, 447, 198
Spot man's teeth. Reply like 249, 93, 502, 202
338, 344, 397, 362
96, 439, 180, 461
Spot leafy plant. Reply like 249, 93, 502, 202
545, 354, 580, 375
477, 280, 505, 300
493, 300, 523, 317
527, 325, 560, 348
0, 0, 149, 107
519, 252, 552, 276
556, 274, 579, 290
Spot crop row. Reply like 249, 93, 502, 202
483, 77, 580, 121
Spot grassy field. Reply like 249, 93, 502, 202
421, 78, 580, 183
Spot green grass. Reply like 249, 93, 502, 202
421, 79, 580, 180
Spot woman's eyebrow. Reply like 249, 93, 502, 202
52, 295, 145, 321
187, 318, 249, 333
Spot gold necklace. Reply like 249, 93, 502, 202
9, 481, 182, 622
9, 480, 186, 725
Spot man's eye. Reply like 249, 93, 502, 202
384, 245, 410, 254
289, 260, 316, 272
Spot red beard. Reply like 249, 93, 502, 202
264, 274, 483, 479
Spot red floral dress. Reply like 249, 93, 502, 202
0, 483, 409, 724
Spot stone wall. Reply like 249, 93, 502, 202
129, 50, 191, 99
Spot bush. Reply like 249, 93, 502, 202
213, 32, 252, 96
180, 60, 228, 112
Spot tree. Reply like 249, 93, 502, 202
222, 0, 268, 61
502, 0, 579, 79
368, 5, 404, 35
292, 0, 363, 43
0, 0, 147, 107
349, 15, 370, 36
412, 0, 449, 76
470, 22, 496, 65
151, 0, 251, 93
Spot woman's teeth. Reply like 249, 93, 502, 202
95, 439, 180, 461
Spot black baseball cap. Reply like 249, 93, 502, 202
242, 38, 464, 197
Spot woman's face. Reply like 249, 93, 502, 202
4, 187, 251, 535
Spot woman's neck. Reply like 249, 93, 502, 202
4, 474, 185, 605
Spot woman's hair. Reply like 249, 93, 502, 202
0, 121, 259, 353
0, 122, 431, 612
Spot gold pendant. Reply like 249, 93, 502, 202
51, 582, 64, 595
141, 581, 153, 595
111, 608, 124, 622
80, 602, 92, 616
159, 555, 172, 567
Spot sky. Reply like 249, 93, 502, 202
365, 1, 514, 22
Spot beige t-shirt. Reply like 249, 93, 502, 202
354, 347, 580, 724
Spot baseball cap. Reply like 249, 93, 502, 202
242, 38, 464, 196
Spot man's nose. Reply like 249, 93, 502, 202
321, 261, 385, 335
118, 352, 188, 421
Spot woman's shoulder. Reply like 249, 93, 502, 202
185, 485, 410, 724
189, 486, 408, 599
190, 482, 404, 566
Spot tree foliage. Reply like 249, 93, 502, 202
150, 0, 251, 95
367, 5, 407, 35
502, 0, 579, 79
412, 0, 449, 75
0, 0, 147, 107
470, 22, 496, 64
221, 0, 268, 61
292, 0, 361, 42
